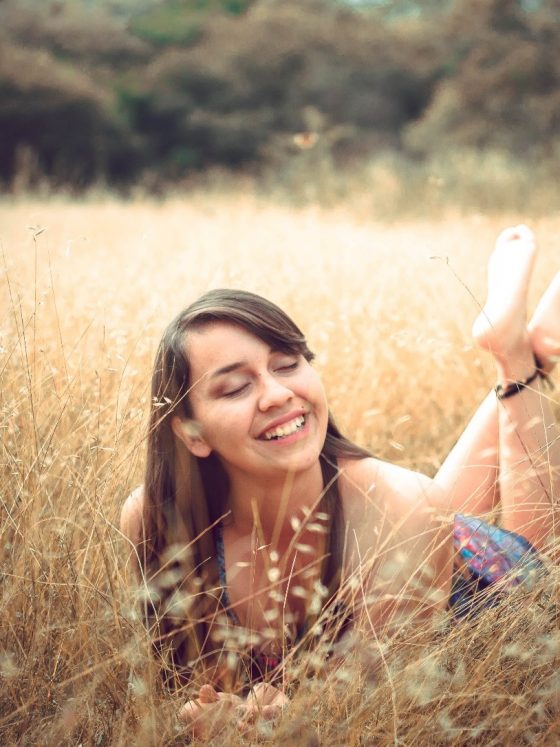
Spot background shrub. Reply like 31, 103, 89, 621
1, 0, 559, 191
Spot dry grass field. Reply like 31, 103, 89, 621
1, 191, 559, 745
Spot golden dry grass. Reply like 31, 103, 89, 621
1, 191, 559, 745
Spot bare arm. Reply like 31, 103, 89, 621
120, 485, 145, 582
339, 458, 453, 636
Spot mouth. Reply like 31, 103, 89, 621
259, 414, 306, 441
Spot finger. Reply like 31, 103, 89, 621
261, 704, 283, 721
199, 684, 220, 704
235, 703, 283, 734
270, 689, 289, 707
180, 699, 236, 740
178, 700, 204, 726
218, 691, 244, 706
249, 682, 278, 706
250, 683, 289, 707
236, 705, 257, 734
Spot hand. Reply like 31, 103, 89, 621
178, 684, 243, 739
179, 682, 289, 738
238, 683, 290, 730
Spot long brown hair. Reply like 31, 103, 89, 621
141, 289, 371, 688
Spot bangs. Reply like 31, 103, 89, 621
178, 289, 315, 362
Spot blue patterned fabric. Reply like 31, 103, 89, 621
449, 514, 547, 616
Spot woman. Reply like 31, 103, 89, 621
121, 225, 559, 735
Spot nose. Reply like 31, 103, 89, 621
257, 373, 294, 411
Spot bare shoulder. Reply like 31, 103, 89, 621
336, 457, 452, 631
338, 456, 442, 516
120, 485, 145, 548
337, 457, 447, 565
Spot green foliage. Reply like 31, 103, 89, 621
405, 0, 560, 156
129, 2, 436, 174
1, 0, 559, 190
0, 42, 139, 188
129, 0, 253, 46
1, 2, 151, 68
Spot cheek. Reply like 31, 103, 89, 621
188, 398, 219, 439
307, 372, 327, 408
299, 373, 328, 430
193, 402, 249, 444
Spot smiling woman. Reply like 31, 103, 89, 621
120, 289, 373, 698
121, 229, 560, 738
172, 321, 329, 481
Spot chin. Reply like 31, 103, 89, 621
271, 446, 323, 475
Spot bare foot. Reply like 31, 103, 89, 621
529, 272, 560, 374
472, 225, 537, 381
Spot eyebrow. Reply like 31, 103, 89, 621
210, 361, 248, 379
208, 349, 296, 380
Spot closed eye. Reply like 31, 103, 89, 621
276, 361, 299, 373
222, 383, 250, 398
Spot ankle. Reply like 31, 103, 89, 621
495, 343, 535, 386
495, 368, 540, 400
495, 354, 553, 400
528, 328, 558, 374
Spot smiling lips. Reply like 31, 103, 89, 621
260, 414, 306, 441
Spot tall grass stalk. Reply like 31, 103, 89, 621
0, 194, 558, 745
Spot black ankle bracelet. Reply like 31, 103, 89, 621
495, 355, 553, 400
495, 369, 540, 400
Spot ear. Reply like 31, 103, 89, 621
171, 416, 212, 458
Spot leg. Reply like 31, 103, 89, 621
494, 375, 559, 549
435, 221, 538, 517
472, 225, 559, 549
436, 254, 560, 516
434, 391, 499, 515
529, 271, 560, 372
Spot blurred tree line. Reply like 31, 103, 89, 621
1, 0, 559, 190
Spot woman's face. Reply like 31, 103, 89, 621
180, 321, 329, 482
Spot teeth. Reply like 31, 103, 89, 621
263, 415, 305, 441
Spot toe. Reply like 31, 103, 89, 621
496, 224, 535, 248
496, 226, 521, 247
514, 224, 535, 242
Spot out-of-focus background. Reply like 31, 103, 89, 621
2, 0, 560, 211
2, 3, 560, 745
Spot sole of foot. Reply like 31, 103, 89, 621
472, 225, 537, 368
